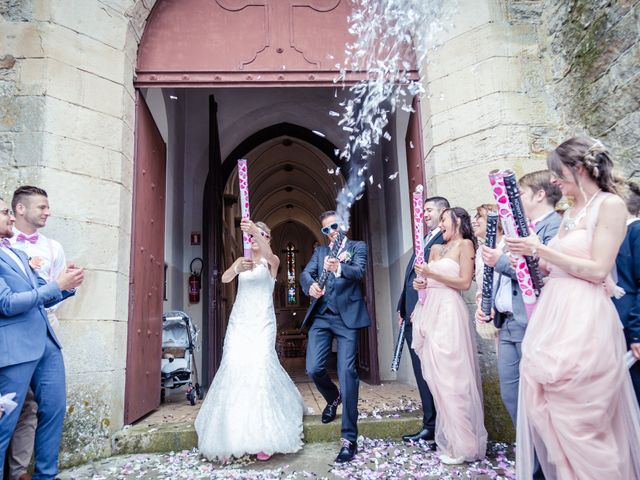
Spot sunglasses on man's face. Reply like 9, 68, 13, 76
250, 231, 270, 239
321, 223, 340, 235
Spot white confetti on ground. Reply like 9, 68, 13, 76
71, 441, 515, 480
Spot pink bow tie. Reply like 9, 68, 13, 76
16, 233, 38, 244
0, 238, 10, 248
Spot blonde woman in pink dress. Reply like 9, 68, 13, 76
412, 207, 488, 465
507, 137, 640, 479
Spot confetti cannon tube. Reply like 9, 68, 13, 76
237, 159, 252, 258
480, 211, 499, 316
412, 186, 427, 305
391, 186, 426, 372
502, 170, 544, 295
489, 170, 537, 319
391, 319, 406, 372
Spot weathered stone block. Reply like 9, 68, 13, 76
38, 167, 123, 226
40, 22, 126, 84
59, 319, 127, 374
61, 370, 125, 468
46, 58, 125, 118
47, 0, 129, 50
39, 132, 124, 182
57, 269, 119, 321
43, 216, 121, 271
435, 0, 497, 45
424, 22, 539, 83
43, 97, 125, 152
426, 92, 547, 149
424, 56, 527, 117
2, 22, 45, 58
0, 0, 34, 21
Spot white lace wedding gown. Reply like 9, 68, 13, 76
195, 260, 304, 460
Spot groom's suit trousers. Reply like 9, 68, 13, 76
306, 313, 359, 443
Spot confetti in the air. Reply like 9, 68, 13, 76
388, 172, 399, 180
332, 0, 455, 229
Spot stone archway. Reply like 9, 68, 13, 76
126, 0, 392, 422
202, 121, 380, 385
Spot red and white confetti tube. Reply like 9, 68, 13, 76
488, 170, 537, 319
237, 159, 252, 258
412, 186, 427, 305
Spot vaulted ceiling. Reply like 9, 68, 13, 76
225, 135, 344, 238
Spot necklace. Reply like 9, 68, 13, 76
439, 241, 457, 259
562, 190, 601, 231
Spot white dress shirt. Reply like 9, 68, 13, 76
10, 228, 66, 282
493, 239, 513, 314
10, 228, 66, 320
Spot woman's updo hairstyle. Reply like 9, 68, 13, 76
547, 136, 618, 194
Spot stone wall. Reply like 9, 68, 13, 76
508, 0, 640, 175
0, 0, 157, 467
419, 0, 561, 441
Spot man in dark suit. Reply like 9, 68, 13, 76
613, 181, 640, 404
300, 210, 370, 463
0, 198, 83, 479
397, 196, 449, 444
478, 170, 562, 480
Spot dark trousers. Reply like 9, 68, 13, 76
498, 317, 545, 480
306, 313, 359, 442
404, 320, 436, 430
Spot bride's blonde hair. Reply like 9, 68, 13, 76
255, 221, 271, 237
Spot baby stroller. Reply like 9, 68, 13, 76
160, 311, 203, 405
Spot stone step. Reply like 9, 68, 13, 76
112, 413, 422, 455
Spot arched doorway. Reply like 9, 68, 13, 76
126, 0, 415, 423
204, 125, 380, 386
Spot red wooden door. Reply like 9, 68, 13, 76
124, 91, 167, 424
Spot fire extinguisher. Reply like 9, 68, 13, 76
189, 257, 203, 304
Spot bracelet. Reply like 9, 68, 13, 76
531, 247, 538, 260
234, 264, 240, 275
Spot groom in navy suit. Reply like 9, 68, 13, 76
301, 210, 370, 463
0, 198, 83, 479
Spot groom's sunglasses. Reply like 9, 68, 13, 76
321, 223, 340, 235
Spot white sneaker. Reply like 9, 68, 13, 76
440, 453, 465, 465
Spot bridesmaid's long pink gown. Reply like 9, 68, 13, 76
411, 258, 488, 461
517, 193, 640, 479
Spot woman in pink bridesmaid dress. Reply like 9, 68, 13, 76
412, 207, 488, 465
507, 137, 640, 479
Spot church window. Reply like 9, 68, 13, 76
286, 243, 297, 304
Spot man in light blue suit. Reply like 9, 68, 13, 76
0, 198, 83, 480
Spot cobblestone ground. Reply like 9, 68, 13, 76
59, 439, 515, 479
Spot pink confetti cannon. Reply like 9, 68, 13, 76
488, 170, 536, 319
412, 186, 427, 305
237, 159, 252, 258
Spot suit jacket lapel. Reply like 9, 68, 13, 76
0, 249, 32, 285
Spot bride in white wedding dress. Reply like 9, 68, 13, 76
195, 219, 304, 461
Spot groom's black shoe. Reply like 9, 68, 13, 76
402, 427, 435, 443
335, 438, 357, 463
321, 395, 341, 424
